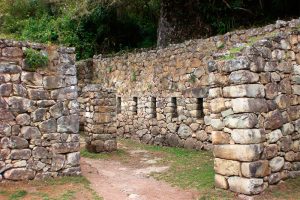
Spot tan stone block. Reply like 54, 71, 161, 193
241, 160, 271, 178
215, 174, 228, 189
212, 131, 230, 144
214, 158, 240, 176
228, 177, 264, 195
214, 144, 263, 161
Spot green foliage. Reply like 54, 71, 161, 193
189, 73, 197, 83
131, 71, 137, 82
24, 48, 48, 71
80, 148, 127, 159
9, 190, 27, 200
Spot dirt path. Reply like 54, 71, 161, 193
81, 148, 199, 200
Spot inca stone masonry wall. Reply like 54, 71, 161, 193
85, 19, 300, 195
0, 40, 80, 181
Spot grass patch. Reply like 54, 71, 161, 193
120, 139, 234, 199
80, 148, 127, 160
9, 190, 27, 200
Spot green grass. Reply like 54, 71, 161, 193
120, 139, 234, 199
80, 148, 127, 160
9, 190, 27, 200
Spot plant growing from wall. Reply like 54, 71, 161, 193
189, 73, 197, 83
24, 48, 48, 71
131, 71, 137, 82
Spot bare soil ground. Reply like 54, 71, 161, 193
81, 143, 199, 200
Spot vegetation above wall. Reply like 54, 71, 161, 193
0, 0, 299, 60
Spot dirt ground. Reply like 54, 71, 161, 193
81, 144, 199, 200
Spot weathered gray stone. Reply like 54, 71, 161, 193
9, 136, 29, 149
177, 124, 192, 139
21, 126, 41, 139
10, 149, 31, 160
28, 89, 50, 100
210, 119, 225, 130
231, 129, 265, 144
228, 177, 264, 195
51, 154, 65, 171
264, 110, 284, 130
39, 119, 57, 133
224, 113, 258, 129
51, 86, 78, 100
16, 114, 30, 125
269, 157, 284, 172
223, 84, 265, 98
281, 123, 294, 135
0, 83, 12, 96
268, 129, 282, 143
21, 72, 43, 86
43, 76, 65, 89
0, 63, 22, 74
52, 142, 80, 154
231, 98, 268, 113
57, 115, 79, 133
32, 147, 49, 159
7, 97, 34, 113
229, 70, 259, 84
214, 144, 263, 161
66, 152, 80, 167
223, 57, 250, 72
4, 168, 35, 181
31, 108, 48, 122
269, 172, 281, 184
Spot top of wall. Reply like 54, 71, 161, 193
92, 18, 300, 96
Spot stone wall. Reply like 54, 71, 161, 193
91, 19, 300, 154
88, 18, 300, 195
0, 40, 80, 181
211, 30, 300, 195
81, 84, 117, 153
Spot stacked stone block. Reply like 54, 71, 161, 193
210, 31, 300, 195
0, 40, 80, 181
81, 84, 117, 153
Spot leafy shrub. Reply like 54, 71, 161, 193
24, 48, 48, 71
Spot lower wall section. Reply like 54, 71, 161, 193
80, 84, 117, 152
0, 41, 80, 181
116, 95, 213, 150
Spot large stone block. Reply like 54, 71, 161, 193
9, 136, 29, 149
215, 174, 228, 189
39, 118, 57, 133
0, 63, 22, 74
228, 177, 264, 195
214, 144, 263, 161
51, 86, 78, 100
231, 129, 265, 144
264, 110, 284, 130
28, 89, 50, 100
32, 147, 49, 159
212, 131, 230, 144
52, 142, 80, 154
210, 98, 226, 113
223, 57, 250, 72
43, 76, 65, 89
214, 158, 240, 176
4, 168, 35, 181
7, 97, 34, 113
177, 124, 192, 139
231, 98, 268, 113
223, 84, 265, 98
241, 160, 270, 178
0, 83, 12, 96
224, 113, 258, 129
57, 115, 79, 133
269, 157, 284, 172
21, 72, 43, 86
10, 149, 31, 160
20, 126, 41, 139
229, 70, 259, 84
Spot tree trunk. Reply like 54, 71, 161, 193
157, 0, 211, 48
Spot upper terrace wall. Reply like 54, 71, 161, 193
0, 40, 80, 181
91, 19, 300, 152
